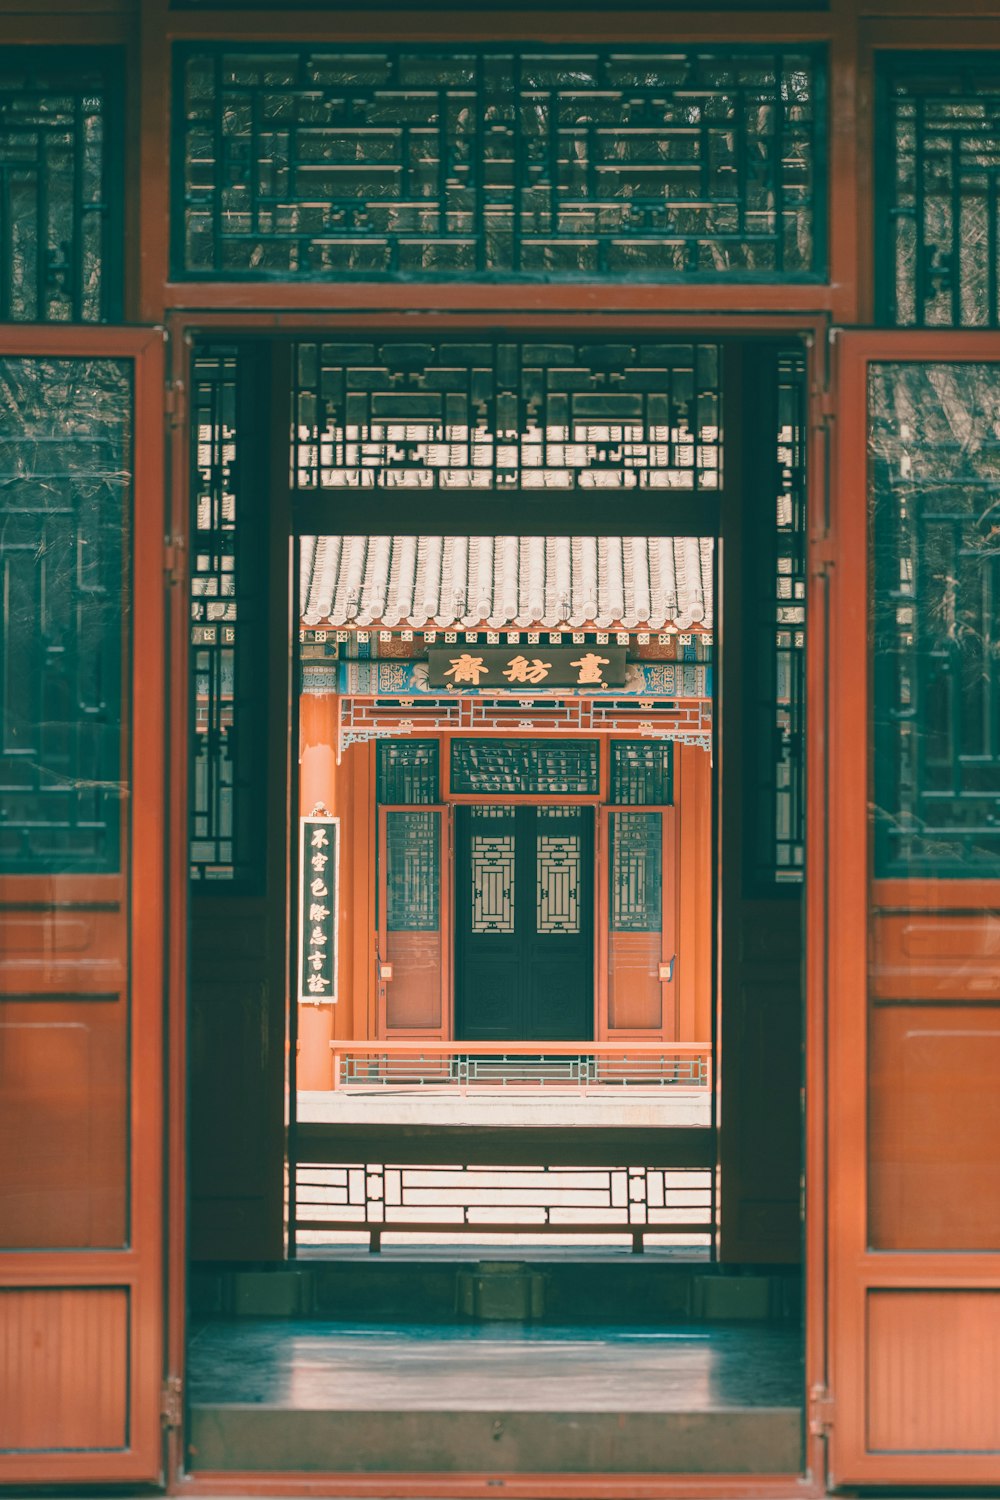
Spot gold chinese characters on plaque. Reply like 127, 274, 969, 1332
298, 814, 340, 1004
427, 645, 627, 689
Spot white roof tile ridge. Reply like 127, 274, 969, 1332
681, 535, 705, 623
358, 535, 391, 625
629, 536, 651, 629
594, 537, 613, 628
645, 532, 664, 630
300, 535, 320, 624
575, 536, 598, 626
450, 536, 470, 624
495, 535, 519, 627
514, 535, 533, 626
434, 534, 456, 628
656, 538, 678, 624
418, 536, 443, 627
335, 536, 368, 624
606, 536, 626, 626
526, 536, 545, 624
553, 535, 572, 626
385, 534, 417, 626
474, 535, 495, 624
313, 533, 343, 622
699, 536, 715, 627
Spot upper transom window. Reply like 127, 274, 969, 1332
176, 44, 824, 282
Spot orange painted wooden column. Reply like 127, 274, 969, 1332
297, 694, 339, 1089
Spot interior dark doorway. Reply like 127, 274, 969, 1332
455, 804, 595, 1043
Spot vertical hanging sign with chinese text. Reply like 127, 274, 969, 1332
298, 815, 339, 1004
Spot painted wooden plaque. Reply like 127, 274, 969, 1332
298, 815, 340, 1004
427, 645, 627, 689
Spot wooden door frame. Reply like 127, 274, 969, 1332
0, 325, 167, 1486
828, 330, 1000, 1487
165, 310, 829, 1498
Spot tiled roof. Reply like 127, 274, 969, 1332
300, 536, 713, 632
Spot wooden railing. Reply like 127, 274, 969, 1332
328, 1039, 712, 1091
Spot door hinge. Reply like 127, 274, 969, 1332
809, 534, 836, 578
160, 1375, 183, 1430
164, 536, 186, 587
808, 1384, 835, 1438
164, 379, 187, 428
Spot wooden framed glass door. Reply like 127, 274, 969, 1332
828, 332, 1000, 1486
0, 329, 166, 1484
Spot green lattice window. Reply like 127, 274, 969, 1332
385, 810, 440, 930
609, 811, 662, 931
610, 742, 674, 805
0, 357, 130, 873
451, 739, 600, 796
871, 361, 1000, 876
176, 44, 824, 282
0, 51, 122, 322
377, 741, 440, 804
879, 56, 1000, 327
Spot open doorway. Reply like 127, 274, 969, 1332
184, 334, 806, 1479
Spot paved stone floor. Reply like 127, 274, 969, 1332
188, 1319, 803, 1412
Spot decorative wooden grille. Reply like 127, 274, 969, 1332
610, 741, 674, 804
610, 811, 662, 931
536, 810, 582, 933
176, 44, 823, 282
189, 345, 268, 885
376, 739, 439, 803
871, 361, 1000, 876
0, 51, 121, 322
470, 815, 516, 933
451, 738, 601, 795
881, 56, 1000, 327
292, 337, 722, 495
0, 356, 129, 873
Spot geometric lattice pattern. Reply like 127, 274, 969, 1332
177, 45, 822, 282
0, 356, 130, 873
882, 56, 1000, 327
0, 53, 121, 322
471, 828, 516, 934
870, 361, 1000, 876
451, 738, 601, 795
293, 339, 722, 495
536, 822, 581, 934
610, 811, 663, 932
376, 739, 439, 804
610, 741, 674, 805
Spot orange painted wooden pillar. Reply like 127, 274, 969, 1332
297, 694, 339, 1089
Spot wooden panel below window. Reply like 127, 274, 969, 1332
871, 912, 1000, 1001
384, 932, 443, 1030
868, 1291, 1000, 1453
869, 1003, 1000, 1249
607, 932, 662, 1031
0, 1000, 127, 1248
0, 1288, 128, 1452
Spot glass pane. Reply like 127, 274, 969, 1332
383, 809, 443, 1029
0, 356, 130, 874
177, 44, 824, 281
451, 739, 599, 795
610, 742, 673, 805
0, 52, 121, 322
376, 741, 439, 804
882, 56, 1000, 327
868, 359, 1000, 1253
870, 362, 1000, 876
608, 810, 662, 1030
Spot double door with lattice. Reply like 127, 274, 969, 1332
455, 805, 594, 1042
